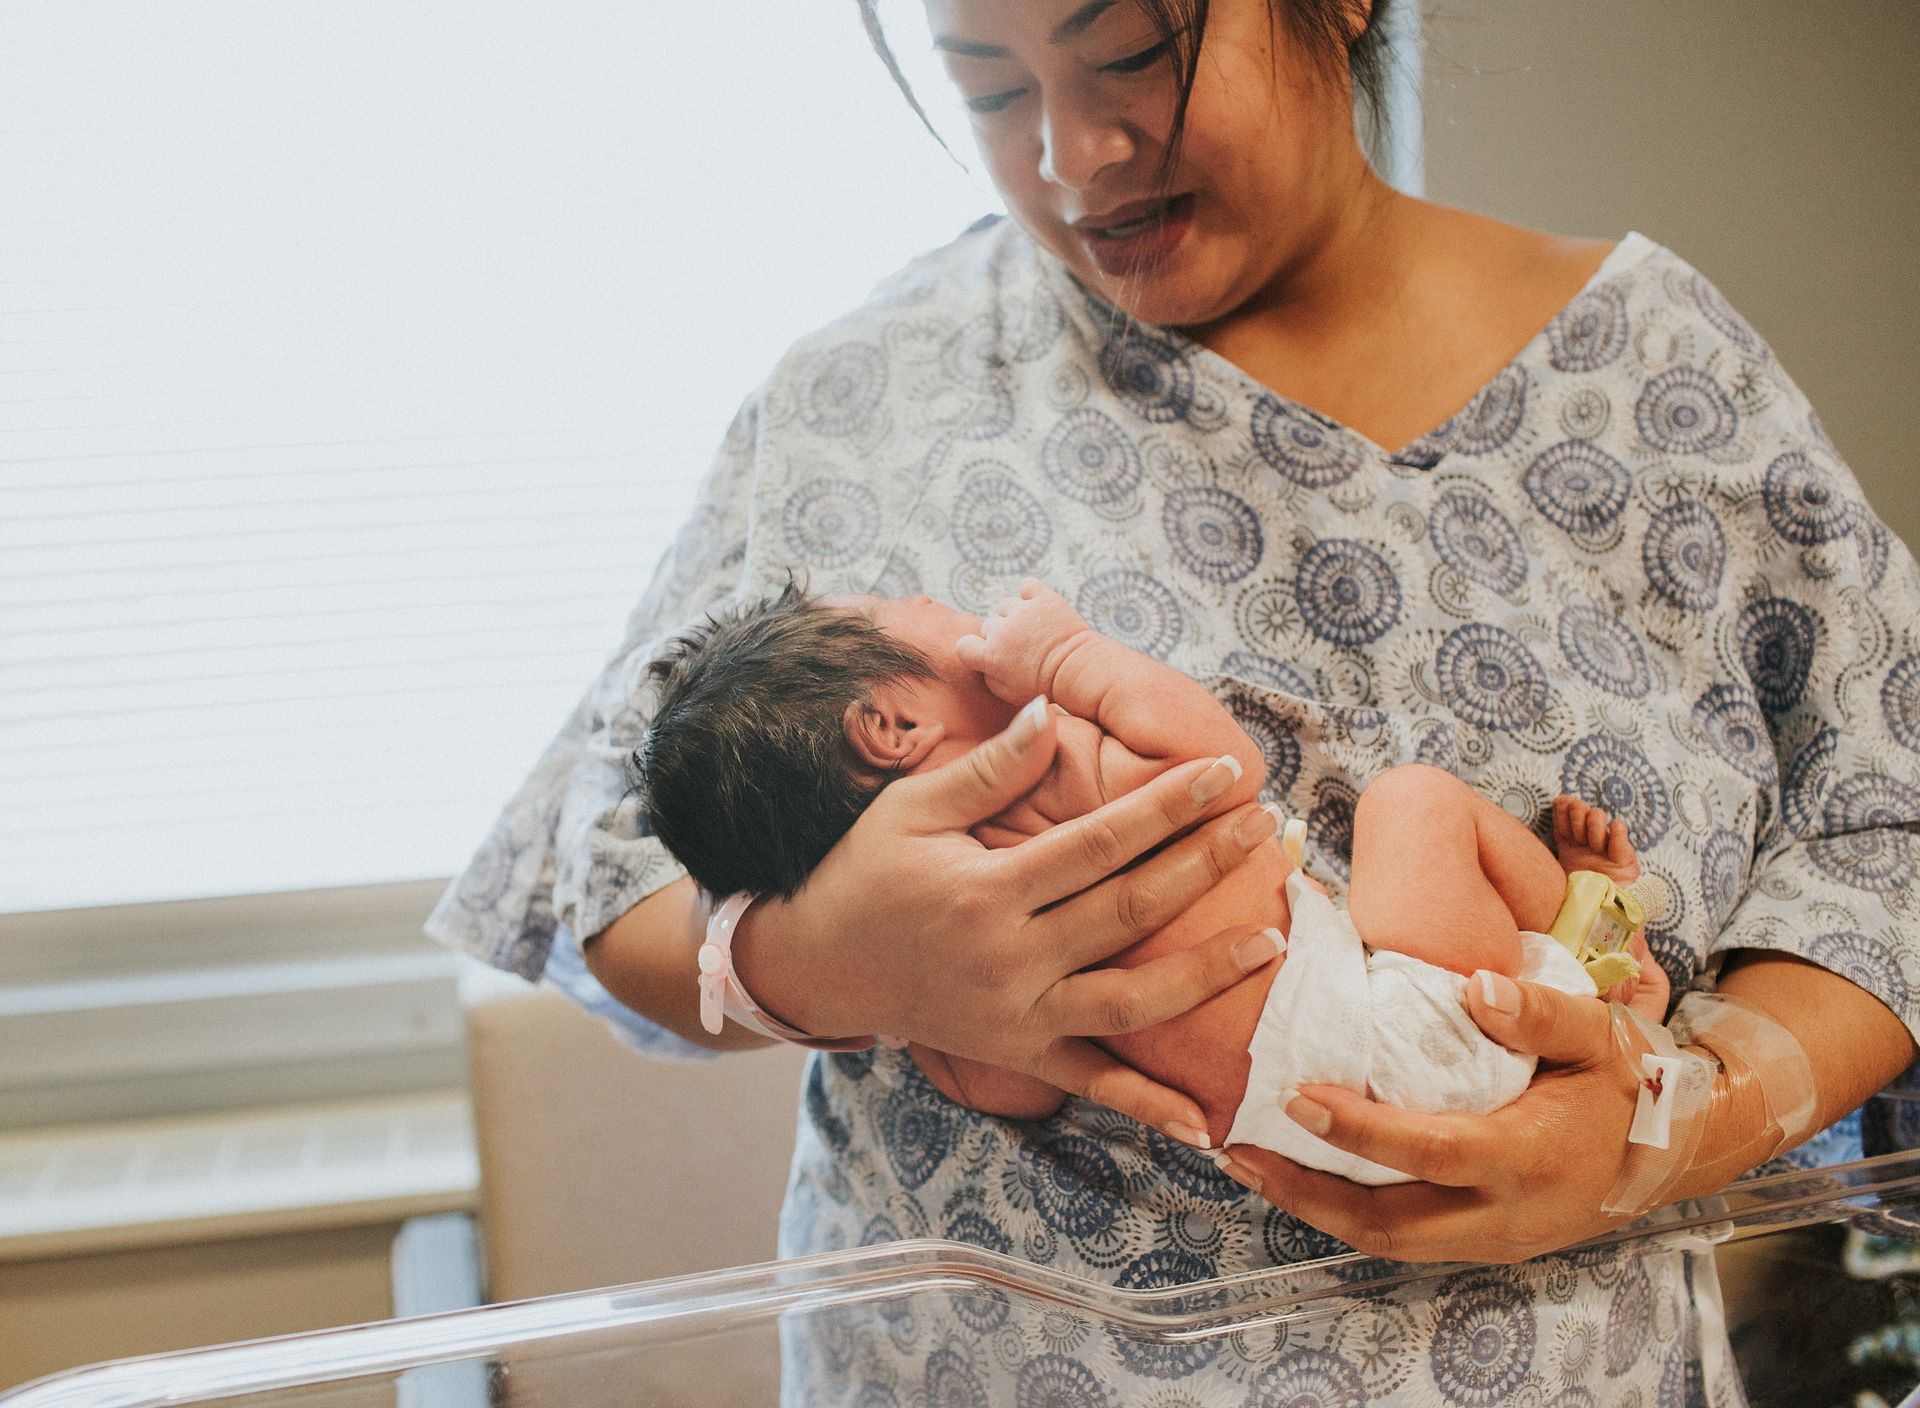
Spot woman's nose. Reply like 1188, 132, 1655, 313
1037, 94, 1134, 191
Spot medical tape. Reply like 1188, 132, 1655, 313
1602, 1002, 1717, 1217
1601, 991, 1819, 1218
1672, 990, 1821, 1164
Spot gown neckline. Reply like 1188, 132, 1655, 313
1040, 230, 1658, 468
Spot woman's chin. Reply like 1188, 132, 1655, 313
1076, 260, 1245, 332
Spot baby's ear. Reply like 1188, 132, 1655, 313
845, 701, 907, 771
845, 683, 945, 774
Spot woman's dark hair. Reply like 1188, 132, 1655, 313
855, 0, 1398, 179
635, 580, 938, 899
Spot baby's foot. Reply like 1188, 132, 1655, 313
1553, 795, 1640, 882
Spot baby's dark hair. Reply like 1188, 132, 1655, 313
636, 580, 938, 899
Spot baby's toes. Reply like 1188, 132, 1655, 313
1585, 806, 1611, 853
1553, 795, 1578, 843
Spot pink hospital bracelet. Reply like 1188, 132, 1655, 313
696, 893, 879, 1052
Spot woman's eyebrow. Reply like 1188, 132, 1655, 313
933, 0, 1122, 58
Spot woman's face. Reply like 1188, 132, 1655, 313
923, 0, 1369, 328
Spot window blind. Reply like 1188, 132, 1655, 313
0, 0, 1000, 914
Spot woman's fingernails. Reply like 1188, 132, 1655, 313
1011, 694, 1049, 743
1285, 1093, 1332, 1137
1165, 1122, 1212, 1151
1233, 804, 1279, 847
1476, 969, 1520, 1015
1233, 928, 1284, 972
1210, 1152, 1262, 1193
1188, 754, 1242, 805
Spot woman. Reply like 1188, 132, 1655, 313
430, 0, 1920, 1397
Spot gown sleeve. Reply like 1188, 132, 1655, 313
423, 393, 765, 1054
1705, 357, 1920, 1054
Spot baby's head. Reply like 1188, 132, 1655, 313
638, 582, 1010, 898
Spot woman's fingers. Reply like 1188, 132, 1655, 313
1268, 1083, 1507, 1189
1033, 1039, 1212, 1146
1033, 805, 1277, 971
890, 696, 1057, 830
1213, 1144, 1466, 1260
1044, 924, 1281, 1035
1464, 971, 1620, 1068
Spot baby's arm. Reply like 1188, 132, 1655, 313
956, 580, 1265, 805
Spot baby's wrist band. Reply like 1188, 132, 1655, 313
696, 893, 880, 1052
1602, 991, 1819, 1217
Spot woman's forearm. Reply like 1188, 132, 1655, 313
1673, 949, 1916, 1200
581, 875, 778, 1052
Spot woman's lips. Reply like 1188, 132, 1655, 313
1076, 193, 1196, 277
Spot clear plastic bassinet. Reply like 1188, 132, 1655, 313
10, 1146, 1920, 1408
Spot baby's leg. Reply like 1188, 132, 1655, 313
910, 1045, 1065, 1121
1348, 764, 1565, 978
1093, 836, 1292, 1148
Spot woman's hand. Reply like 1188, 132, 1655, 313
1214, 976, 1644, 1263
731, 699, 1283, 1145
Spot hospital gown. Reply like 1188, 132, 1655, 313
428, 221, 1920, 1404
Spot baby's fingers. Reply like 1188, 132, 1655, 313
954, 633, 989, 670
1607, 817, 1634, 865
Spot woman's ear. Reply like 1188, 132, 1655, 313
845, 682, 947, 774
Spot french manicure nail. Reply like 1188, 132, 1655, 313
1189, 754, 1241, 805
1233, 804, 1279, 847
1285, 1093, 1332, 1137
1233, 928, 1283, 972
1476, 969, 1520, 1015
1012, 695, 1049, 742
1213, 1156, 1261, 1193
1165, 1122, 1212, 1151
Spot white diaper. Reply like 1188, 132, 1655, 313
1223, 870, 1597, 1185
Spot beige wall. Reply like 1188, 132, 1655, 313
1420, 0, 1918, 551
0, 1223, 395, 1393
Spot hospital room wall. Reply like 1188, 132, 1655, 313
1421, 0, 1919, 555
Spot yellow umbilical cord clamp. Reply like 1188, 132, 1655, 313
1548, 870, 1646, 992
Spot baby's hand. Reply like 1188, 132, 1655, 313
955, 579, 1093, 704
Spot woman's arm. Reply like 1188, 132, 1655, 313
1209, 952, 1914, 1264
583, 877, 775, 1052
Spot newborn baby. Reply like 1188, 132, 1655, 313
639, 579, 1660, 1180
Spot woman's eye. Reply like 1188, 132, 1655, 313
965, 88, 1026, 114
1102, 39, 1170, 74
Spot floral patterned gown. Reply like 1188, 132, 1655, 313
429, 222, 1920, 1404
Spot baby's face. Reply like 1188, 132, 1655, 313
846, 594, 978, 668
831, 593, 1019, 749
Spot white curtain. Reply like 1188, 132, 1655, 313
0, 0, 1000, 913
